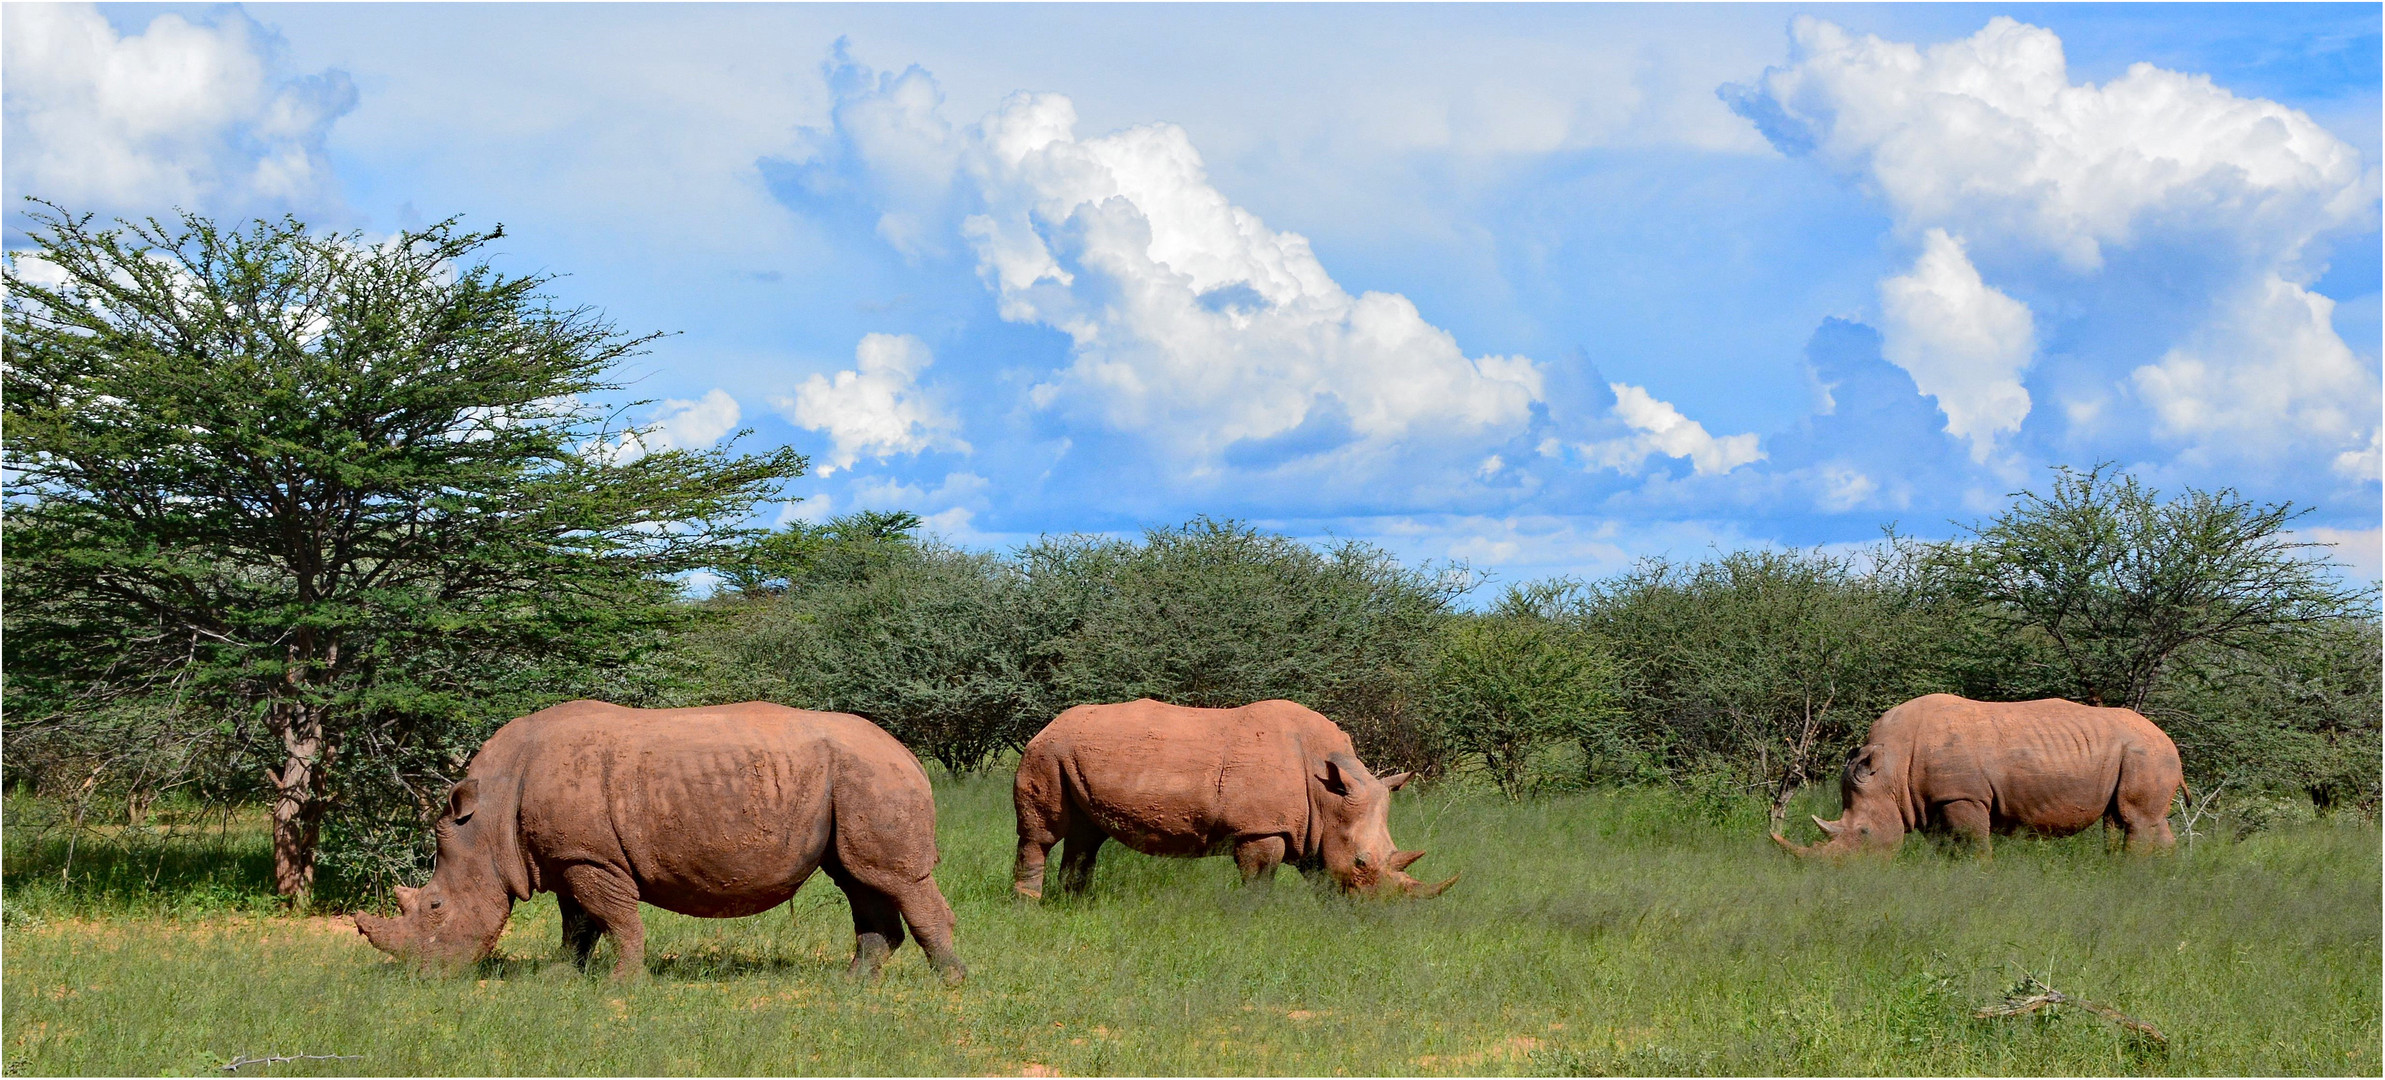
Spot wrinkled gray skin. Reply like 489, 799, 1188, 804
1013, 699, 1456, 899
1776, 694, 2184, 858
354, 700, 964, 982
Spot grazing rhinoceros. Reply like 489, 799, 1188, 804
1773, 693, 2183, 857
354, 700, 965, 982
1011, 698, 1456, 899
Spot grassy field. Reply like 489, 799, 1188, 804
3, 776, 2378, 1076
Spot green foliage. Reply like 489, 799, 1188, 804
1942, 463, 2370, 711
714, 509, 925, 596
2149, 618, 2383, 812
746, 540, 1051, 774
1426, 595, 1621, 798
1, 204, 803, 898
1569, 546, 1961, 800
4, 780, 2377, 1075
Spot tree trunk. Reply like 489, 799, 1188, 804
267, 699, 331, 902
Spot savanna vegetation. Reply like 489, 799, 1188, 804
6, 208, 2379, 1075
4, 779, 2377, 1075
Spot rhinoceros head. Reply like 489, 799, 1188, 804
1772, 744, 1907, 857
354, 778, 514, 971
1310, 752, 1457, 898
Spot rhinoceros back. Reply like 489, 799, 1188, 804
1018, 699, 1345, 857
477, 700, 938, 918
1878, 694, 2181, 835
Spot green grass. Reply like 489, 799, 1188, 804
4, 777, 2378, 1076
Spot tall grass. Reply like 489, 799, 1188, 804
4, 778, 2376, 1076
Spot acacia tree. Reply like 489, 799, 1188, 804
2, 205, 803, 901
1945, 464, 2367, 711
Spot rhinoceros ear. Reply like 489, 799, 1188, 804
1319, 753, 1365, 797
447, 778, 480, 825
1845, 746, 1879, 785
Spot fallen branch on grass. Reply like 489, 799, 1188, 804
1974, 976, 2166, 1045
221, 1053, 362, 1071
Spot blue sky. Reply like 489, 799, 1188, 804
9, 3, 2381, 586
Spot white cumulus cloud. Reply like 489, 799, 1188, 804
2, 4, 355, 220
1581, 383, 1764, 476
964, 92, 1544, 457
642, 388, 742, 451
1878, 229, 2037, 460
1729, 15, 2379, 472
1730, 15, 2371, 270
1816, 464, 1884, 512
777, 332, 968, 475
2132, 276, 2380, 471
795, 61, 1555, 467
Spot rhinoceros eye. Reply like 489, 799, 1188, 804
429, 898, 444, 910
1353, 852, 1371, 868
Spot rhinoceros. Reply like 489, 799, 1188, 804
1011, 698, 1456, 898
354, 700, 965, 981
1774, 693, 2183, 857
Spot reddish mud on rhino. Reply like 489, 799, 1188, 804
354, 700, 965, 982
1011, 698, 1456, 899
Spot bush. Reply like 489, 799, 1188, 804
2149, 618, 2383, 813
777, 543, 1048, 775
1425, 598, 1621, 798
1569, 546, 1960, 804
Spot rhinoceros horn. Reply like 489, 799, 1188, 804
1403, 872, 1459, 898
393, 884, 422, 914
1811, 815, 1845, 838
1388, 849, 1426, 873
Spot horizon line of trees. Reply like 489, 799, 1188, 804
6, 205, 2377, 906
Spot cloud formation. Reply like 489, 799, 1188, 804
778, 332, 968, 475
965, 91, 1545, 458
641, 388, 742, 452
584, 388, 742, 465
2133, 275, 2379, 474
2, 4, 355, 222
782, 53, 1621, 474
1727, 15, 2378, 475
1726, 15, 2370, 270
1581, 383, 1765, 476
1877, 229, 2036, 460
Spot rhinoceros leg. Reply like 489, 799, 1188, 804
2113, 752, 2179, 854
1055, 820, 1107, 896
827, 855, 966, 983
1234, 836, 1287, 884
821, 859, 905, 980
559, 863, 646, 980
1014, 826, 1059, 900
2113, 794, 2176, 853
884, 877, 965, 983
1940, 799, 1993, 857
557, 894, 603, 969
